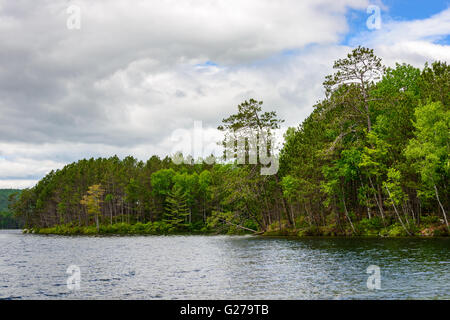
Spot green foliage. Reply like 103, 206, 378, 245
385, 224, 408, 237
151, 169, 176, 197
0, 189, 21, 212
243, 219, 258, 231
420, 215, 439, 226
33, 221, 209, 235
0, 190, 22, 228
383, 168, 406, 206
356, 217, 384, 236
297, 226, 321, 237
405, 102, 449, 198
164, 184, 190, 229
0, 210, 22, 229
11, 49, 449, 238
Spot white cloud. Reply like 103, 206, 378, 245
0, 180, 37, 189
350, 7, 450, 66
0, 0, 449, 188
0, 156, 64, 180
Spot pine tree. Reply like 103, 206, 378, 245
164, 185, 190, 229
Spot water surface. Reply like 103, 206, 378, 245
0, 230, 448, 299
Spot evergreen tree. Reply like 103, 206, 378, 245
164, 185, 190, 229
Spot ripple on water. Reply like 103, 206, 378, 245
0, 230, 449, 299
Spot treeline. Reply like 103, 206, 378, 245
0, 189, 22, 229
11, 47, 449, 236
10, 155, 272, 234
279, 48, 449, 237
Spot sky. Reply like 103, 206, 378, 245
0, 0, 449, 189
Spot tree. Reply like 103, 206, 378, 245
151, 169, 176, 197
164, 185, 190, 229
151, 168, 176, 218
198, 170, 212, 222
420, 61, 449, 106
324, 46, 385, 133
405, 102, 449, 230
218, 98, 284, 164
9, 50, 448, 237
218, 99, 290, 227
80, 184, 105, 231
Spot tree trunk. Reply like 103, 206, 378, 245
385, 185, 411, 235
341, 192, 356, 234
434, 185, 449, 230
369, 176, 386, 225
95, 213, 99, 232
219, 219, 258, 233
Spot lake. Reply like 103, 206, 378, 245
0, 229, 448, 299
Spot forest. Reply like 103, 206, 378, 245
0, 189, 22, 229
10, 47, 449, 237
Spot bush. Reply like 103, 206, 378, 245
357, 217, 384, 235
432, 225, 449, 236
387, 224, 408, 237
188, 221, 206, 233
297, 226, 321, 236
130, 222, 145, 233
319, 224, 338, 236
420, 215, 439, 226
243, 219, 258, 232
81, 226, 98, 235
294, 216, 310, 229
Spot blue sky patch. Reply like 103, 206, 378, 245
342, 1, 450, 45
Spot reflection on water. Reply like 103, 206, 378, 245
0, 230, 448, 299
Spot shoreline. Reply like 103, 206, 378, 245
19, 226, 449, 238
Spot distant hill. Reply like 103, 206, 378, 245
0, 189, 21, 212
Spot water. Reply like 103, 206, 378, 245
0, 229, 448, 299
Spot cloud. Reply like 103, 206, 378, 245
0, 180, 38, 189
349, 6, 450, 66
0, 0, 369, 143
0, 0, 448, 188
